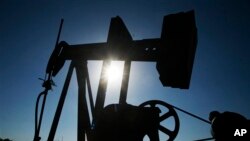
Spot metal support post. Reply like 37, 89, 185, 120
94, 60, 110, 117
47, 62, 74, 141
119, 60, 131, 104
75, 60, 91, 141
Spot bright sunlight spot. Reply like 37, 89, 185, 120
104, 61, 124, 106
104, 61, 124, 83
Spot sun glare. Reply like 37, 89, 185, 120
104, 61, 123, 82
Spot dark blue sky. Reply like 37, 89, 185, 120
1, 0, 250, 141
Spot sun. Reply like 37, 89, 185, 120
104, 61, 123, 83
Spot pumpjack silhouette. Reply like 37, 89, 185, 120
34, 10, 202, 141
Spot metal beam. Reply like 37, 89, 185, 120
60, 39, 160, 61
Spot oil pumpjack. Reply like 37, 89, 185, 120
34, 10, 198, 141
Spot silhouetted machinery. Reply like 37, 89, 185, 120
34, 10, 198, 141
